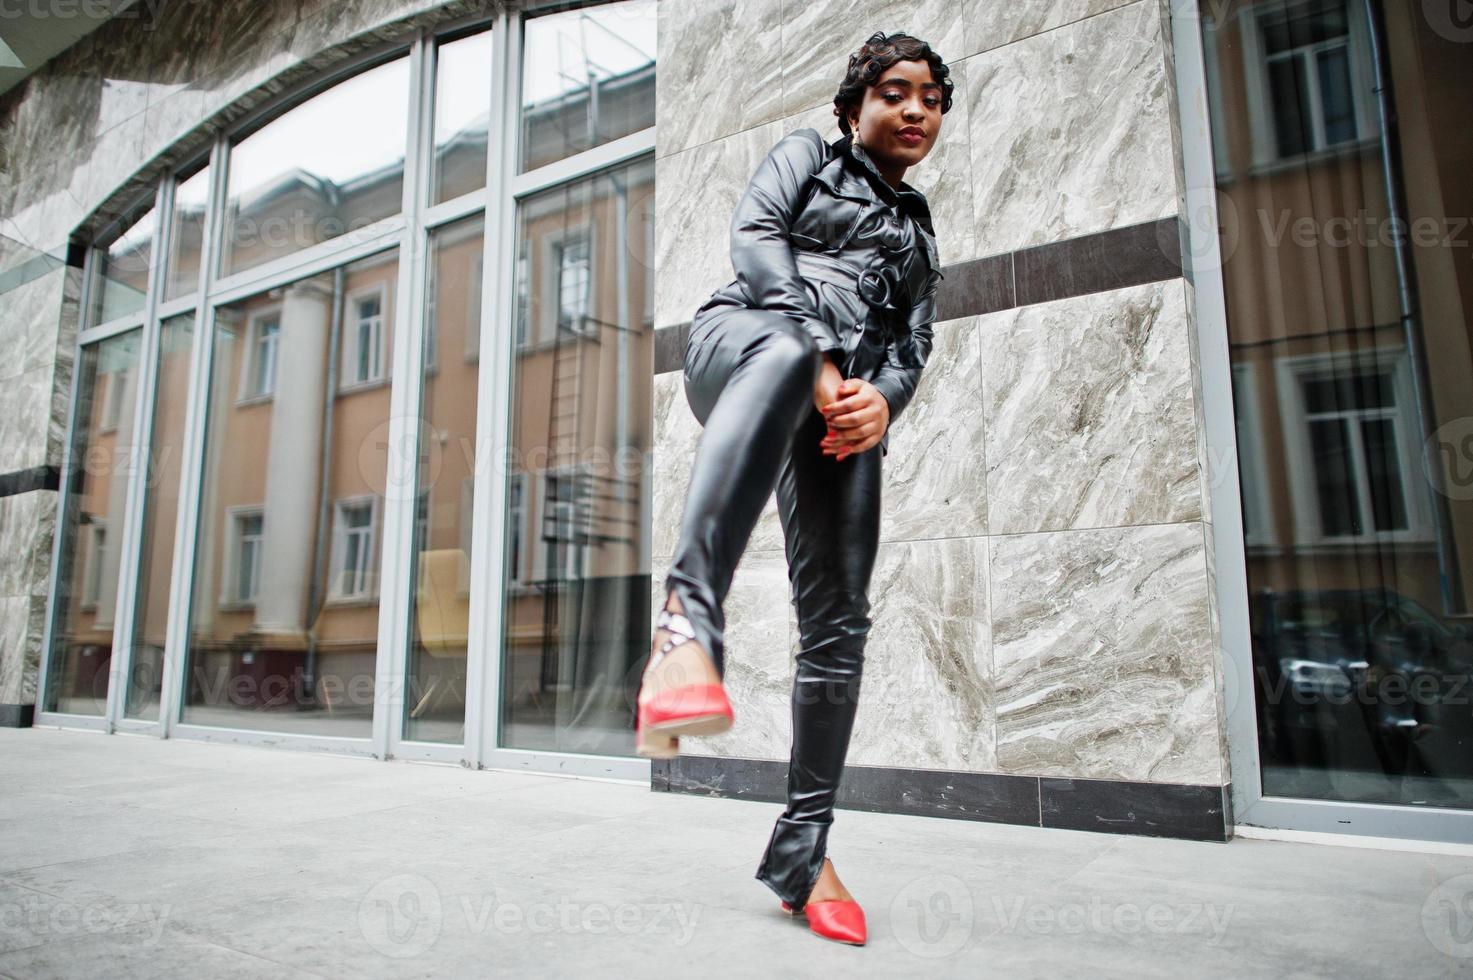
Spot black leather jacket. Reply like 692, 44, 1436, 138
693, 126, 944, 456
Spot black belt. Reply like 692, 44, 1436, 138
793, 250, 907, 314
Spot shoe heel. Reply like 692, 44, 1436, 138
634, 724, 678, 759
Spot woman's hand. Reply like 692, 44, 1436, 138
818, 375, 889, 462
813, 354, 846, 415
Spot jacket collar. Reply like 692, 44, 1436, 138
822, 131, 936, 237
813, 131, 943, 279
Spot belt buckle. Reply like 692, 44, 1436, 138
855, 266, 892, 308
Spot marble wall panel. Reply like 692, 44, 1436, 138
964, 0, 1177, 258
654, 0, 787, 159
848, 535, 993, 771
879, 314, 987, 543
990, 521, 1218, 784
979, 278, 1200, 535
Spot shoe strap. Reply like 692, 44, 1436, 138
650, 608, 699, 671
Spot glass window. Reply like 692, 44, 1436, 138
45, 330, 143, 714
92, 207, 155, 325
519, 0, 656, 173
181, 249, 398, 736
405, 213, 484, 745
432, 29, 493, 204
220, 56, 410, 277
1198, 0, 1473, 810
164, 164, 210, 300
499, 156, 654, 755
123, 314, 195, 720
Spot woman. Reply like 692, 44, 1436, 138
637, 31, 952, 946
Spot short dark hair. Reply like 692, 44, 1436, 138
833, 31, 954, 136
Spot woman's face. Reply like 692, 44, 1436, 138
845, 58, 943, 173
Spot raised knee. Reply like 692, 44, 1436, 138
760, 320, 821, 386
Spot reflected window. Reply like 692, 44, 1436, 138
244, 311, 280, 400
519, 0, 655, 172
343, 286, 389, 387
1279, 354, 1425, 543
555, 230, 592, 332
228, 509, 264, 604
514, 240, 530, 347
1249, 0, 1371, 162
331, 498, 379, 599
83, 523, 108, 608
220, 56, 410, 277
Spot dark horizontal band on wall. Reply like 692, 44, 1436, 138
651, 754, 1231, 843
0, 703, 36, 728
654, 215, 1187, 375
0, 465, 60, 499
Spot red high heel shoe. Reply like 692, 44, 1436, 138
780, 898, 867, 945
635, 606, 732, 759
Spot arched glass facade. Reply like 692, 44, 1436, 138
40, 1, 657, 776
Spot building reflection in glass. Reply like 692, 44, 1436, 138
92, 205, 153, 325
519, 0, 655, 173
181, 250, 399, 735
1199, 0, 1472, 808
124, 314, 195, 721
219, 55, 410, 278
46, 328, 143, 715
499, 154, 655, 755
403, 214, 485, 744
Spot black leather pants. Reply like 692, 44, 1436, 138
664, 305, 881, 912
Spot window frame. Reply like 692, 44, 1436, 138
340, 281, 392, 391
81, 518, 108, 611
328, 494, 381, 602
41, 4, 656, 785
237, 305, 282, 404
1239, 0, 1380, 172
545, 221, 596, 342
219, 505, 265, 609
1273, 347, 1434, 551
